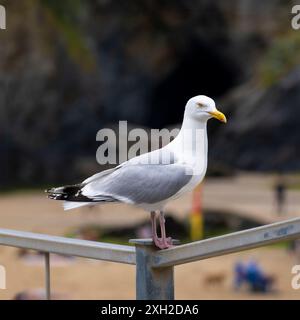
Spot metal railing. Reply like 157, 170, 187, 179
1, 217, 300, 299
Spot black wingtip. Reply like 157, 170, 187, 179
46, 184, 85, 201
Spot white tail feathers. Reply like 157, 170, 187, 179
63, 201, 90, 211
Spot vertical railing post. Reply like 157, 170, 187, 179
44, 252, 51, 300
130, 239, 175, 300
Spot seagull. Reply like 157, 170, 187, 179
46, 95, 226, 249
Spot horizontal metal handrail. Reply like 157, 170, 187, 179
1, 217, 300, 299
152, 217, 300, 268
1, 218, 300, 268
0, 228, 136, 265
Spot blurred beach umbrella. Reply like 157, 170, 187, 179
190, 184, 204, 241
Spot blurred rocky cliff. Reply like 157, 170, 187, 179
0, 0, 298, 187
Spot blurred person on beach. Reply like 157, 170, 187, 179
234, 261, 246, 290
274, 174, 287, 216
245, 260, 275, 293
233, 260, 275, 293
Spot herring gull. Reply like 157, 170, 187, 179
46, 95, 227, 249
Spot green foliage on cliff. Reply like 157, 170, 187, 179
39, 0, 95, 70
260, 32, 300, 87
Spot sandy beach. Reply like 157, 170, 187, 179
0, 175, 300, 299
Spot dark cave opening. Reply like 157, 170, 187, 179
149, 40, 240, 128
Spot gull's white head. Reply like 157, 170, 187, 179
184, 95, 227, 123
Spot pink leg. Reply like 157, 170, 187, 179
151, 211, 173, 249
158, 211, 173, 249
151, 211, 158, 240
151, 211, 164, 249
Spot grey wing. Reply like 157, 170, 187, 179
81, 164, 193, 204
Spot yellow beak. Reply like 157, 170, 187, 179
208, 110, 227, 123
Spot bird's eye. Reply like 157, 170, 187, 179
197, 102, 204, 108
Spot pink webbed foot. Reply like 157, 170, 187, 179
152, 236, 173, 250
